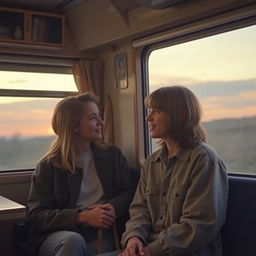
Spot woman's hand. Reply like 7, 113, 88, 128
88, 202, 116, 217
77, 203, 116, 228
119, 237, 151, 256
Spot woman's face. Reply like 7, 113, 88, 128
76, 102, 103, 142
146, 108, 169, 139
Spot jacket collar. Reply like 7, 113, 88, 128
151, 145, 191, 163
91, 143, 113, 159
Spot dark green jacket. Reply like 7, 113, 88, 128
26, 144, 134, 256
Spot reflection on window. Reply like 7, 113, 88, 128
148, 25, 256, 175
0, 71, 77, 171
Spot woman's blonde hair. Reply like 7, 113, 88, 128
145, 86, 206, 148
43, 93, 101, 173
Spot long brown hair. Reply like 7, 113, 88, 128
145, 86, 206, 148
42, 93, 101, 173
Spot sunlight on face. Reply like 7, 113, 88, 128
47, 127, 54, 135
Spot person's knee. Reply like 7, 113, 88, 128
57, 231, 87, 253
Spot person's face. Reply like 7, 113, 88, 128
76, 102, 103, 142
146, 108, 169, 139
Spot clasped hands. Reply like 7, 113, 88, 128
78, 205, 151, 256
77, 202, 116, 229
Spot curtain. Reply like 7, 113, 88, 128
72, 60, 114, 144
103, 94, 114, 144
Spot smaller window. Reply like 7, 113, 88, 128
0, 70, 77, 171
0, 70, 77, 91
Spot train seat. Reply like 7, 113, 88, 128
15, 168, 256, 256
222, 176, 256, 256
130, 168, 256, 256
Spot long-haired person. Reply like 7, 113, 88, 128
119, 86, 228, 256
26, 93, 134, 256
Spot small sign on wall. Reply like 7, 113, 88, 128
114, 53, 128, 89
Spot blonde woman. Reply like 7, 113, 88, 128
26, 93, 134, 256
117, 86, 228, 256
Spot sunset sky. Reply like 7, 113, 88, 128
0, 73, 76, 137
149, 24, 256, 122
0, 25, 256, 137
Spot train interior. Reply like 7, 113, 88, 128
0, 0, 256, 255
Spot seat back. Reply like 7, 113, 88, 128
222, 176, 256, 256
130, 168, 256, 256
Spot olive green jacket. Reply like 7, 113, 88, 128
122, 142, 228, 256
26, 144, 134, 256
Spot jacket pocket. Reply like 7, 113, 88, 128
146, 183, 160, 196
168, 186, 187, 222
171, 185, 186, 201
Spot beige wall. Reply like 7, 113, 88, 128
66, 0, 256, 51
100, 41, 137, 167
0, 173, 31, 205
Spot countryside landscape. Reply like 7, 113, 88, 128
151, 116, 256, 175
0, 116, 256, 174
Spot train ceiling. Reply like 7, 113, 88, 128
0, 0, 184, 12
0, 0, 140, 12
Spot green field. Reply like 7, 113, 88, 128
203, 116, 256, 174
0, 136, 55, 171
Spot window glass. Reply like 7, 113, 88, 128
0, 70, 77, 171
148, 25, 256, 175
0, 71, 76, 91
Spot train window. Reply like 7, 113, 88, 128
0, 71, 77, 91
147, 24, 256, 175
0, 70, 77, 172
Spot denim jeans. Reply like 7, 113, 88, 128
38, 229, 115, 256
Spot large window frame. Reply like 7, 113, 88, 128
135, 8, 256, 173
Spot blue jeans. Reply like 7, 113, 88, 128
38, 230, 115, 256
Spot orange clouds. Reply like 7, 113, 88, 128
201, 90, 256, 121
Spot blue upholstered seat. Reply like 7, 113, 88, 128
130, 168, 256, 256
15, 168, 256, 256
